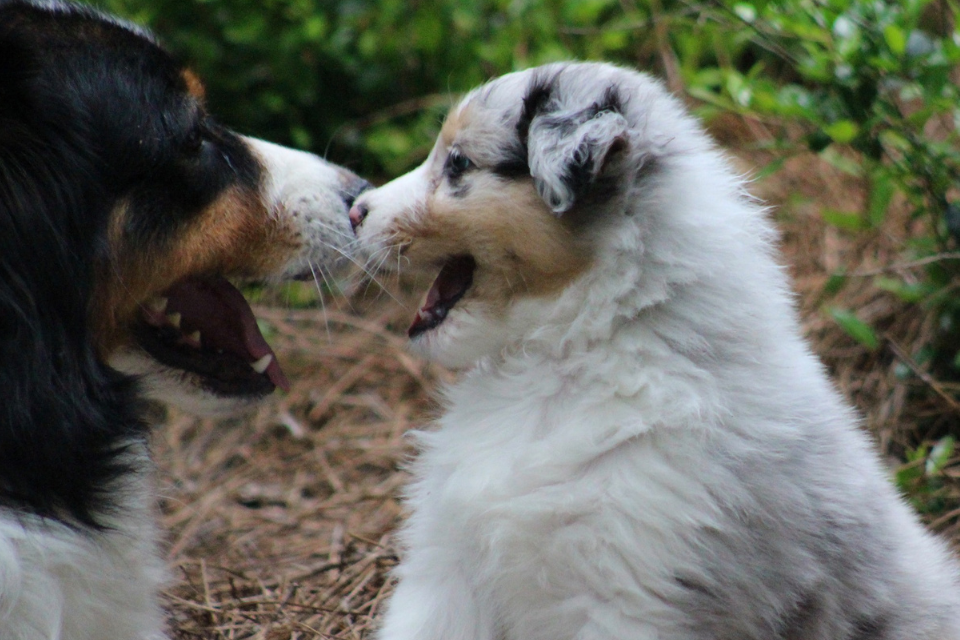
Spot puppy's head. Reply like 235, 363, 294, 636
352, 62, 675, 367
0, 0, 369, 414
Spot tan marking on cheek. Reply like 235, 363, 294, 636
92, 187, 300, 354
181, 69, 206, 101
396, 177, 594, 311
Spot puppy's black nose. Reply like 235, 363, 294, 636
342, 176, 373, 209
349, 202, 369, 231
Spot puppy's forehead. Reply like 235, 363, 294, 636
441, 88, 525, 157
440, 102, 473, 146
463, 63, 635, 119
446, 67, 570, 150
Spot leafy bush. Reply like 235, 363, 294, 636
93, 0, 786, 179
705, 0, 960, 380
95, 0, 675, 177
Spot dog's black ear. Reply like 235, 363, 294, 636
519, 79, 630, 215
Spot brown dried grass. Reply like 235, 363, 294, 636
157, 122, 960, 638
157, 295, 446, 639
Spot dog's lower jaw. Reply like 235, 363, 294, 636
407, 308, 507, 370
107, 348, 264, 416
407, 294, 563, 370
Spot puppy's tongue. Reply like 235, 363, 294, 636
148, 277, 289, 391
409, 255, 476, 338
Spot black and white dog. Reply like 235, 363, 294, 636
0, 2, 366, 638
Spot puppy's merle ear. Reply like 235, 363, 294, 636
521, 82, 630, 215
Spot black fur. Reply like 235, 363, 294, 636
526, 80, 628, 213
491, 154, 529, 179
0, 0, 260, 527
516, 71, 557, 148
589, 84, 625, 119
504, 76, 627, 199
490, 72, 558, 183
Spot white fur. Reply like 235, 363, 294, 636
0, 445, 168, 640
355, 62, 960, 639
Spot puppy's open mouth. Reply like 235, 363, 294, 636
409, 255, 476, 339
134, 276, 288, 397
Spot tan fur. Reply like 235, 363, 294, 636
397, 172, 592, 313
92, 186, 299, 354
181, 69, 206, 101
439, 103, 470, 149
383, 100, 593, 313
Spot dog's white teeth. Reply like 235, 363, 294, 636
146, 296, 168, 313
184, 330, 201, 348
250, 354, 273, 374
165, 312, 182, 329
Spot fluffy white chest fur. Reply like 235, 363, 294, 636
351, 61, 960, 639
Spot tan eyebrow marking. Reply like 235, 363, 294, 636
181, 69, 206, 101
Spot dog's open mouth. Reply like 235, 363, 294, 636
134, 276, 289, 397
409, 255, 476, 339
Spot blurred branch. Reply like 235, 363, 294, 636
888, 339, 960, 414
849, 253, 960, 277
349, 94, 458, 131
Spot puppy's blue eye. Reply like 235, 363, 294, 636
445, 148, 473, 179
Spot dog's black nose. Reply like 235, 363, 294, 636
342, 176, 373, 209
349, 202, 369, 231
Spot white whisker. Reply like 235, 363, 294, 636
308, 262, 332, 342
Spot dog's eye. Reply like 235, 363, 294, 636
445, 148, 473, 179
183, 125, 204, 155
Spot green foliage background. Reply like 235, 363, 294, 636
92, 0, 734, 177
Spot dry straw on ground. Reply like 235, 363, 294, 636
157, 131, 960, 639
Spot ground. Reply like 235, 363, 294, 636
157, 131, 960, 639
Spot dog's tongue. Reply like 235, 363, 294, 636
409, 255, 476, 338
163, 277, 289, 391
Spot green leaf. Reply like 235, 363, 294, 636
279, 281, 321, 308
256, 318, 277, 341
823, 271, 847, 297
828, 307, 880, 350
753, 157, 786, 181
883, 24, 907, 56
819, 147, 864, 176
926, 436, 955, 476
867, 173, 897, 227
823, 120, 860, 144
733, 2, 757, 23
821, 208, 865, 231
874, 277, 934, 303
895, 458, 924, 492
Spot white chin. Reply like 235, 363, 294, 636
109, 349, 262, 417
408, 312, 506, 370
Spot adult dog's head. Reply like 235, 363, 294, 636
351, 62, 707, 368
0, 0, 367, 413
0, 0, 367, 522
